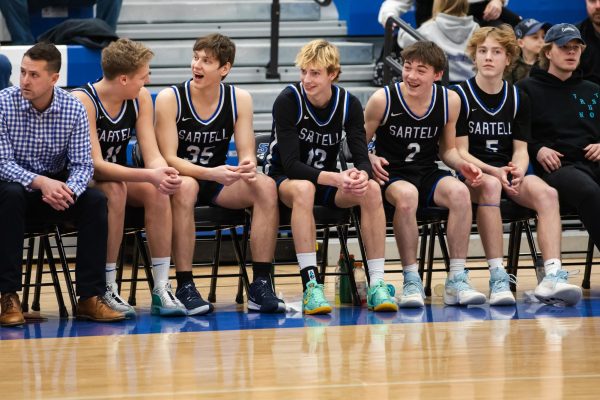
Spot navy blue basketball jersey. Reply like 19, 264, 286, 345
73, 83, 138, 166
374, 82, 448, 169
173, 80, 236, 168
265, 82, 349, 176
453, 78, 523, 167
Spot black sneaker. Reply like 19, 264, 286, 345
175, 281, 214, 316
248, 279, 286, 313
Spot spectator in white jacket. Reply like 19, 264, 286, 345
397, 0, 478, 83
378, 0, 519, 28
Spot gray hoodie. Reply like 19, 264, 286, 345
397, 13, 478, 83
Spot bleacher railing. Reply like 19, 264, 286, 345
267, 0, 332, 80
383, 15, 449, 86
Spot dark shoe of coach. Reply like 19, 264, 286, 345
0, 292, 26, 327
76, 296, 125, 322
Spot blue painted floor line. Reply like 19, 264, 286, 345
2, 297, 600, 341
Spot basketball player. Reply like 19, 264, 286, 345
155, 34, 284, 314
73, 39, 187, 317
364, 41, 484, 308
452, 25, 581, 306
265, 39, 397, 314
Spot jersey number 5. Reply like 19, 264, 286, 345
486, 140, 499, 153
186, 145, 215, 165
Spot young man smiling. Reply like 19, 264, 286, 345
265, 39, 397, 314
155, 34, 283, 314
364, 41, 484, 308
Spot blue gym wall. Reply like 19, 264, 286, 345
334, 0, 588, 36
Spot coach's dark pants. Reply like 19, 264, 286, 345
0, 182, 108, 298
542, 164, 600, 252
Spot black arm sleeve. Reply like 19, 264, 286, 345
272, 89, 322, 183
344, 95, 373, 177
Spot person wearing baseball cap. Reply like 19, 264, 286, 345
517, 22, 600, 297
543, 23, 586, 46
506, 18, 552, 83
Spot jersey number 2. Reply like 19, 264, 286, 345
405, 143, 420, 162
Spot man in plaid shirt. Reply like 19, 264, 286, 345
0, 42, 125, 326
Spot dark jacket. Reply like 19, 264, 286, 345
504, 56, 534, 85
517, 67, 600, 176
577, 18, 600, 86
37, 18, 118, 48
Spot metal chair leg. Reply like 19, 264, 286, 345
32, 237, 45, 312
53, 227, 77, 315
418, 224, 429, 294
337, 225, 360, 306
319, 227, 332, 281
424, 224, 438, 297
128, 237, 141, 306
22, 237, 36, 313
208, 230, 223, 303
582, 236, 594, 289
135, 231, 154, 291
43, 235, 68, 318
231, 228, 251, 304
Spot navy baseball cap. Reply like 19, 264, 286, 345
514, 18, 551, 39
544, 23, 586, 46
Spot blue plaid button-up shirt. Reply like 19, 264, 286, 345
0, 85, 93, 197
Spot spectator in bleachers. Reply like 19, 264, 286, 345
397, 0, 478, 84
72, 39, 186, 318
0, 0, 122, 45
578, 0, 600, 85
378, 0, 521, 29
0, 42, 124, 326
517, 24, 600, 259
453, 25, 581, 306
505, 18, 550, 84
155, 34, 285, 315
0, 53, 11, 89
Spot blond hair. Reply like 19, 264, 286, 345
295, 39, 341, 82
432, 0, 468, 18
466, 25, 520, 72
102, 39, 154, 80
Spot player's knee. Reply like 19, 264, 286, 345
447, 183, 470, 208
390, 190, 418, 214
172, 178, 198, 208
363, 180, 383, 207
290, 181, 316, 209
103, 181, 127, 206
538, 185, 559, 208
479, 177, 501, 202
256, 175, 278, 205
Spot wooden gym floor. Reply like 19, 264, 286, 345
1, 262, 599, 399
